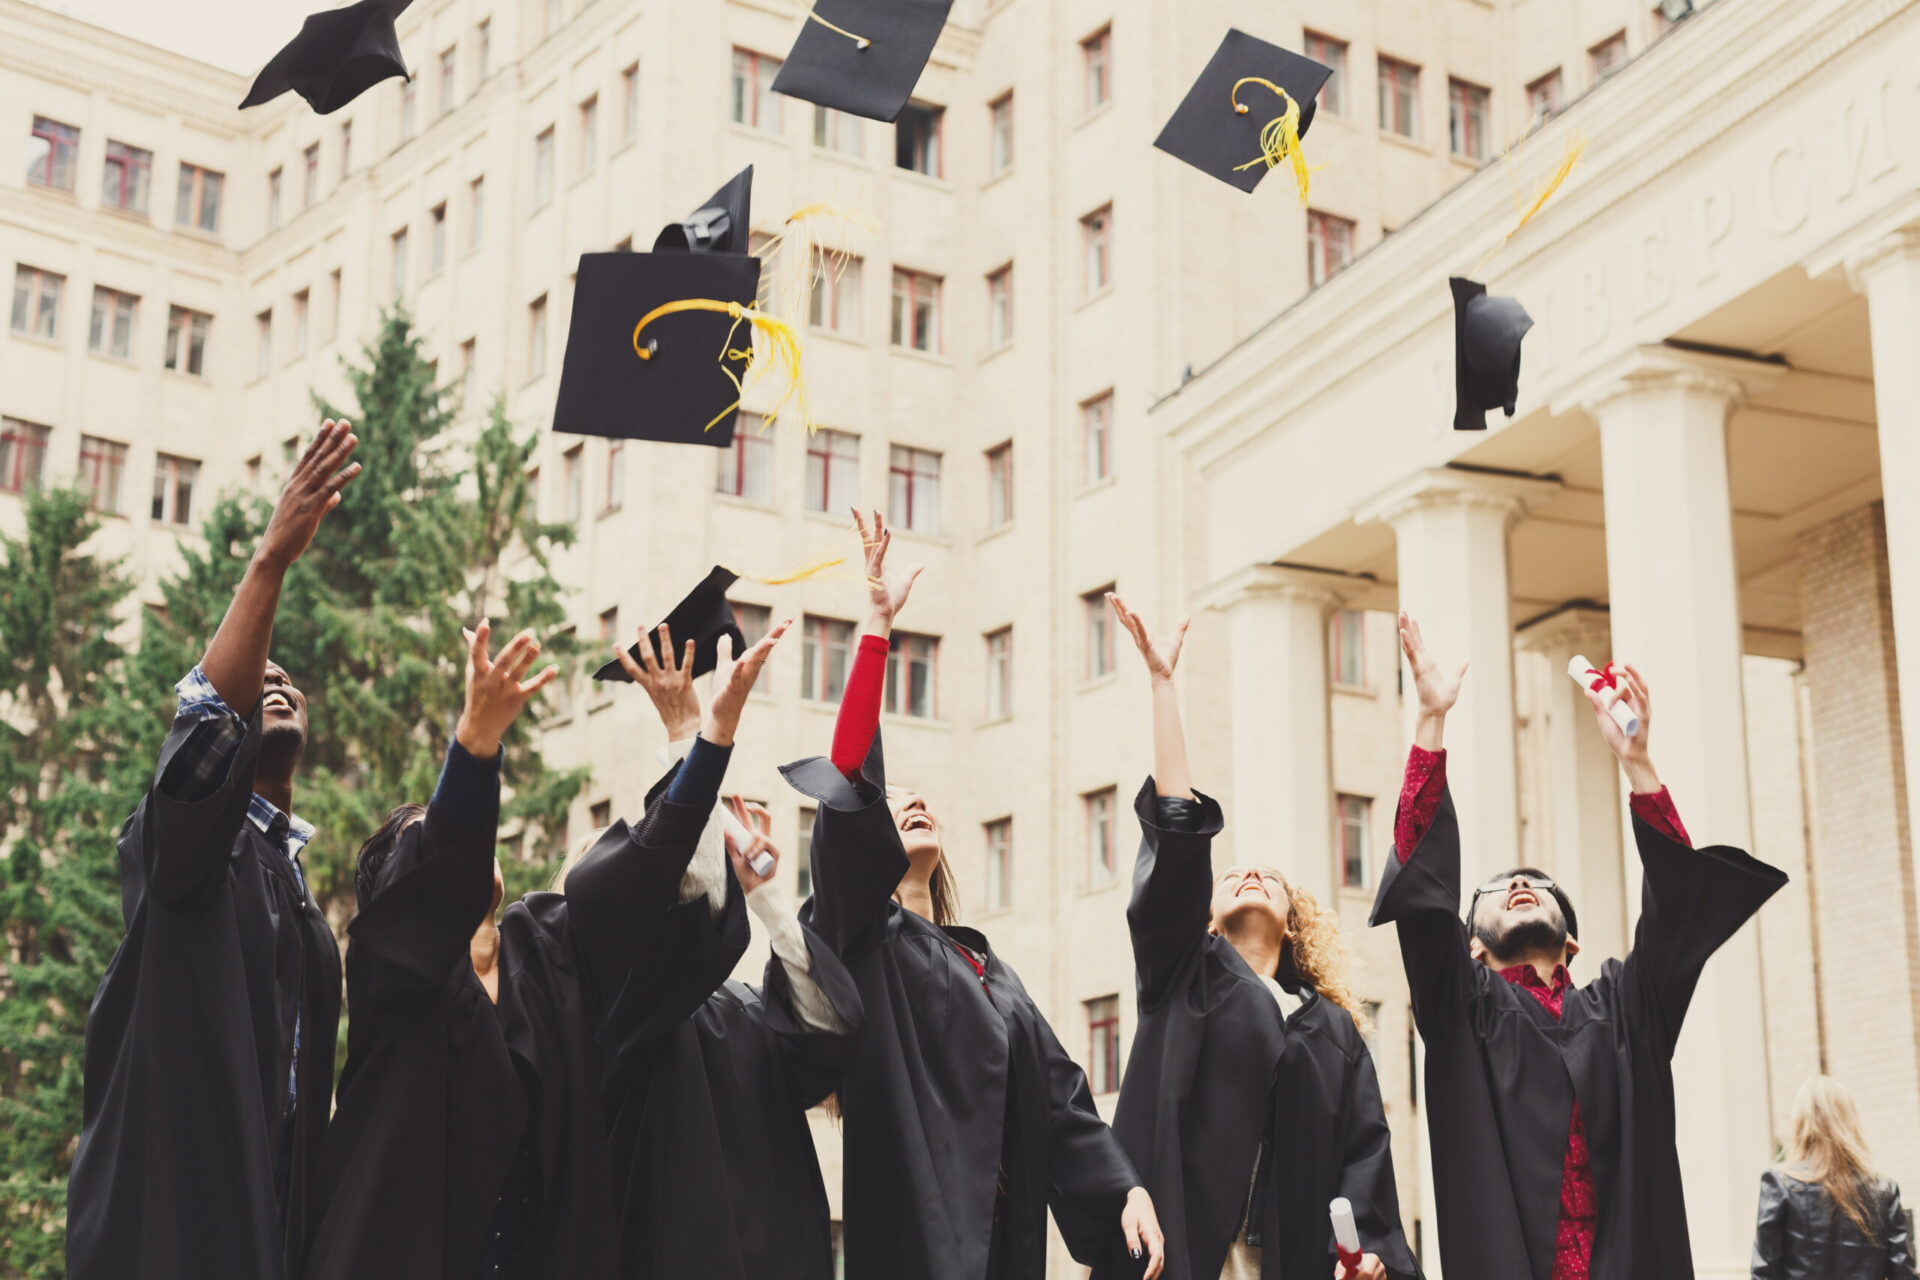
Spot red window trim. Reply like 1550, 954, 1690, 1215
29, 117, 78, 189
892, 269, 943, 353
0, 421, 51, 493
1304, 32, 1346, 114
805, 429, 858, 511
102, 141, 152, 211
1379, 57, 1420, 136
1086, 995, 1121, 1094
1338, 793, 1372, 888
733, 49, 781, 129
1082, 393, 1114, 483
884, 631, 940, 719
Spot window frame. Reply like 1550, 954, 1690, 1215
883, 631, 940, 720
985, 441, 1013, 530
1589, 31, 1628, 81
813, 105, 865, 158
984, 818, 1012, 913
804, 428, 860, 512
0, 419, 52, 495
989, 92, 1014, 174
255, 309, 273, 377
985, 626, 1012, 719
164, 305, 211, 377
1304, 32, 1348, 116
562, 443, 584, 522
578, 94, 599, 175
1083, 586, 1116, 681
1307, 210, 1356, 288
301, 142, 320, 207
102, 140, 154, 214
890, 269, 944, 353
11, 266, 64, 340
27, 116, 79, 191
1085, 787, 1118, 887
895, 103, 944, 177
801, 614, 857, 704
602, 438, 625, 513
731, 49, 784, 131
439, 46, 458, 116
1338, 793, 1373, 888
1526, 69, 1564, 126
809, 253, 863, 336
175, 163, 224, 233
1330, 608, 1367, 687
1081, 204, 1113, 296
1448, 77, 1491, 160
887, 445, 942, 535
77, 435, 129, 515
1085, 994, 1121, 1093
622, 63, 641, 144
1081, 392, 1114, 486
987, 264, 1013, 350
1378, 56, 1421, 139
1081, 26, 1112, 113
528, 294, 549, 380
88, 286, 138, 360
715, 429, 775, 503
532, 127, 556, 209
150, 452, 200, 527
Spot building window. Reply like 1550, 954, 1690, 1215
1378, 57, 1420, 139
470, 176, 486, 248
1307, 210, 1355, 287
989, 93, 1014, 174
88, 287, 137, 360
1084, 585, 1115, 680
1085, 788, 1117, 886
732, 601, 772, 647
884, 633, 938, 719
268, 168, 283, 227
477, 18, 491, 80
890, 269, 942, 353
888, 446, 941, 534
1081, 205, 1112, 295
562, 444, 583, 521
255, 310, 272, 376
11, 266, 63, 340
78, 436, 128, 515
1082, 25, 1112, 112
150, 453, 200, 527
458, 338, 477, 410
1082, 392, 1113, 486
602, 439, 625, 512
0, 420, 52, 494
1086, 995, 1120, 1092
533, 128, 555, 208
588, 799, 611, 829
805, 429, 859, 512
984, 818, 1011, 912
292, 289, 310, 356
716, 429, 774, 502
327, 268, 342, 341
1527, 70, 1563, 126
27, 116, 79, 190
429, 202, 447, 273
1331, 609, 1366, 686
401, 79, 417, 140
102, 141, 153, 213
986, 442, 1013, 530
1589, 31, 1628, 81
731, 49, 782, 130
985, 627, 1012, 718
622, 64, 641, 143
802, 615, 856, 703
529, 295, 549, 379
578, 95, 599, 175
810, 254, 862, 335
1339, 794, 1372, 888
175, 163, 223, 232
546, 0, 564, 36
391, 227, 409, 294
164, 306, 210, 376
1305, 32, 1347, 115
1449, 78, 1491, 160
986, 265, 1013, 350
439, 47, 457, 115
813, 105, 864, 157
598, 606, 619, 643
300, 143, 319, 207
339, 120, 353, 178
895, 103, 943, 176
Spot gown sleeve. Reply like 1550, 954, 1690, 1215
780, 731, 909, 963
1368, 777, 1478, 1038
753, 900, 865, 1109
1125, 779, 1224, 1011
1885, 1180, 1917, 1280
1038, 1014, 1143, 1265
346, 740, 503, 1012
1749, 1169, 1786, 1280
1337, 1043, 1421, 1280
1616, 809, 1787, 1057
133, 675, 267, 910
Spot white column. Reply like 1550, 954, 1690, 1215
1515, 607, 1630, 967
1358, 468, 1559, 890
1571, 344, 1781, 1279
1206, 565, 1345, 905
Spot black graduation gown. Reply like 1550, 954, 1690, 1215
1087, 780, 1419, 1280
68, 702, 341, 1280
1368, 784, 1787, 1280
782, 736, 1143, 1280
602, 862, 864, 1280
304, 766, 721, 1280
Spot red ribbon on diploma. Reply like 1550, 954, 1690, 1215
1584, 662, 1619, 692
1336, 1244, 1365, 1276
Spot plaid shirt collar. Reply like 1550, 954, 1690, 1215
248, 794, 315, 860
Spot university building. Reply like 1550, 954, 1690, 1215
4, 0, 1915, 1273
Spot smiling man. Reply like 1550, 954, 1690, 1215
1370, 614, 1787, 1280
67, 421, 362, 1280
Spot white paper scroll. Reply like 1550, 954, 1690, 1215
720, 802, 777, 878
1567, 655, 1641, 737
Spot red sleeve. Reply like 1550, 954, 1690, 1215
830, 633, 890, 778
1629, 787, 1691, 848
1394, 746, 1447, 864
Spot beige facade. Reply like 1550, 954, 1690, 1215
4, 0, 1909, 1275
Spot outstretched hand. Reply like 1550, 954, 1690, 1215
456, 620, 559, 759
1399, 612, 1467, 717
723, 796, 780, 894
1121, 1186, 1166, 1280
703, 618, 792, 746
612, 622, 702, 743
1582, 662, 1660, 792
854, 509, 923, 633
1109, 593, 1188, 683
259, 418, 362, 572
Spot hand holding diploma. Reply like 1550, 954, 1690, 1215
1331, 1197, 1386, 1280
722, 796, 780, 886
1574, 659, 1664, 795
1568, 656, 1641, 737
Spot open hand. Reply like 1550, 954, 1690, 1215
612, 621, 701, 742
853, 509, 923, 631
1109, 593, 1188, 683
259, 418, 362, 571
704, 618, 792, 746
1582, 662, 1659, 792
1121, 1186, 1166, 1279
1336, 1253, 1387, 1280
1399, 612, 1466, 718
723, 796, 780, 893
456, 620, 559, 759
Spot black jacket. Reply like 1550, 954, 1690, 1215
1752, 1169, 1917, 1280
69, 703, 341, 1280
1088, 781, 1418, 1280
1370, 784, 1787, 1280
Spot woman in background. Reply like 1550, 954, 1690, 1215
1753, 1075, 1915, 1280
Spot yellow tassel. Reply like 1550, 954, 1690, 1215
800, 5, 871, 49
1229, 77, 1321, 205
1471, 130, 1585, 276
631, 298, 814, 435
725, 551, 849, 586
754, 201, 884, 336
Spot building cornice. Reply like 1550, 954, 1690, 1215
1355, 467, 1563, 531
1197, 563, 1352, 615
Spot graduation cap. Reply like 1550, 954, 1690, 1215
653, 166, 754, 255
240, 0, 414, 115
770, 0, 954, 124
594, 567, 746, 682
1451, 277, 1534, 431
1154, 29, 1333, 199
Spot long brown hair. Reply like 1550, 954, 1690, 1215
1279, 879, 1372, 1037
894, 850, 961, 928
1784, 1075, 1882, 1237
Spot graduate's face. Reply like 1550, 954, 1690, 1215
884, 786, 942, 860
258, 662, 309, 769
1209, 866, 1291, 939
1468, 874, 1574, 965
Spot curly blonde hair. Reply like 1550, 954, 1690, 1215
1278, 879, 1373, 1038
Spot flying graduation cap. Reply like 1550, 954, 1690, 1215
1155, 29, 1333, 200
241, 0, 414, 115
1451, 278, 1534, 431
771, 0, 955, 124
594, 567, 746, 682
653, 166, 754, 255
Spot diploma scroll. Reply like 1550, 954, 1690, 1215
1567, 655, 1641, 737
719, 802, 778, 878
1330, 1197, 1363, 1272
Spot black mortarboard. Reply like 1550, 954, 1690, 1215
240, 0, 414, 115
1451, 277, 1535, 431
770, 0, 954, 124
653, 167, 754, 255
1154, 29, 1333, 194
594, 567, 745, 682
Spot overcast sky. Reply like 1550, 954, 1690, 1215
27, 0, 316, 75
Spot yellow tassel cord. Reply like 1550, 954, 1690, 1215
754, 202, 885, 337
1229, 77, 1320, 205
802, 6, 871, 49
724, 551, 850, 587
1469, 130, 1586, 277
631, 298, 813, 436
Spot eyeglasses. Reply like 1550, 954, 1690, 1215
1472, 873, 1558, 898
